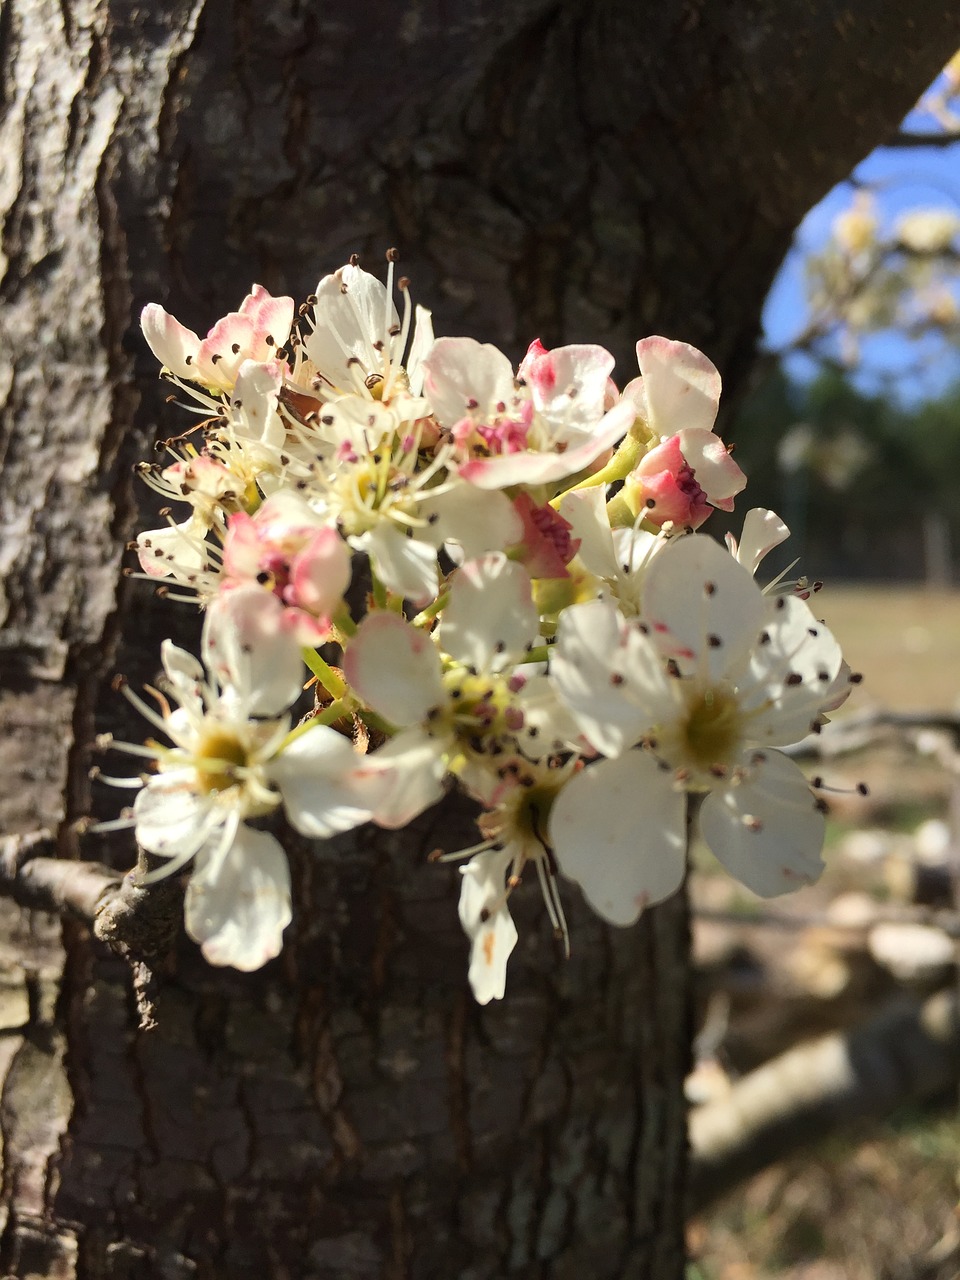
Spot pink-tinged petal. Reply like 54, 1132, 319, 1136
549, 753, 686, 924
344, 612, 445, 726
221, 511, 262, 579
239, 284, 295, 356
729, 508, 790, 575
632, 434, 712, 529
677, 428, 746, 506
510, 493, 580, 578
459, 398, 634, 490
642, 534, 766, 683
517, 337, 550, 382
550, 599, 670, 757
185, 824, 291, 970
439, 554, 539, 672
524, 343, 615, 430
699, 752, 825, 897
421, 337, 516, 429
269, 726, 381, 837
196, 313, 256, 390
202, 586, 304, 716
361, 727, 448, 827
140, 304, 201, 379
290, 525, 351, 617
634, 336, 721, 437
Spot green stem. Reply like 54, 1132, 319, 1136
413, 588, 449, 627
283, 698, 353, 745
302, 647, 346, 700
550, 431, 645, 507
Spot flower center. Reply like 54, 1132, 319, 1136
196, 728, 249, 794
681, 686, 742, 770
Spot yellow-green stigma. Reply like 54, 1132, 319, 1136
196, 728, 249, 794
681, 686, 742, 771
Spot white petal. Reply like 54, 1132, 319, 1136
140, 304, 201, 379
699, 751, 825, 897
550, 599, 668, 757
202, 587, 305, 716
361, 728, 448, 828
404, 305, 435, 395
458, 849, 518, 1004
269, 726, 379, 837
134, 775, 218, 860
352, 524, 438, 606
343, 612, 445, 726
421, 337, 516, 429
548, 753, 686, 925
419, 483, 523, 558
185, 824, 291, 970
733, 508, 790, 575
642, 533, 766, 683
305, 264, 397, 384
744, 597, 843, 744
439, 554, 538, 673
634, 336, 721, 437
558, 487, 619, 579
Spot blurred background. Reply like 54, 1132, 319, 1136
688, 53, 960, 1280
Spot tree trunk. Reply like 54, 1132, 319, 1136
0, 2, 956, 1276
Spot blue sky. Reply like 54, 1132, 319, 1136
762, 83, 960, 404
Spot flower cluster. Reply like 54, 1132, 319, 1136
102, 252, 859, 1000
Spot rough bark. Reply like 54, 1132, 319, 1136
1, 1, 958, 1276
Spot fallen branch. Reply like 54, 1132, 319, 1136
688, 989, 960, 1211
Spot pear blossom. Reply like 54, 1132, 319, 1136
220, 492, 351, 641
298, 254, 435, 439
344, 554, 572, 804
619, 337, 746, 523
127, 256, 862, 1001
548, 533, 846, 923
422, 337, 635, 490
99, 589, 383, 970
141, 285, 294, 396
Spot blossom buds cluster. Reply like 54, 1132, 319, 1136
101, 253, 859, 1002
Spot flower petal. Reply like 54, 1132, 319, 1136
185, 823, 292, 970
634, 336, 721, 437
269, 725, 380, 837
140, 304, 201, 380
439, 554, 538, 673
699, 751, 825, 896
642, 532, 766, 682
549, 752, 686, 925
343, 612, 445, 726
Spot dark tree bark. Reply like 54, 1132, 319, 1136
0, 2, 957, 1277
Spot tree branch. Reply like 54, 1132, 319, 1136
688, 989, 960, 1211
885, 128, 960, 148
